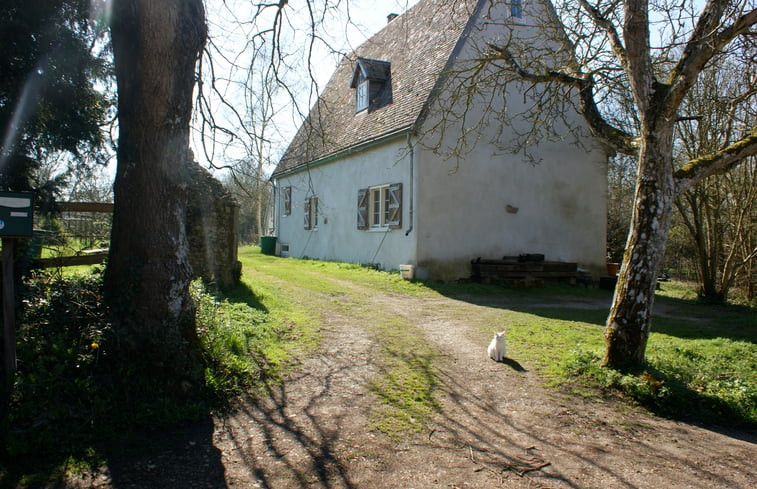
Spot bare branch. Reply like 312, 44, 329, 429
675, 126, 757, 193
486, 43, 637, 153
577, 0, 630, 71
668, 1, 757, 110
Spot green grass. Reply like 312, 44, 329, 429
199, 249, 325, 400
434, 279, 756, 427
2, 250, 324, 486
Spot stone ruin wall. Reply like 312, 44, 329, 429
185, 159, 242, 289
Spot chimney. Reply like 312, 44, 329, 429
387, 13, 398, 23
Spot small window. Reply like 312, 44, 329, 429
511, 0, 522, 18
356, 79, 369, 112
282, 186, 292, 216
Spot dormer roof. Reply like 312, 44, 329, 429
273, 0, 482, 178
349, 58, 391, 88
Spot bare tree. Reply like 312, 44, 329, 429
673, 59, 757, 303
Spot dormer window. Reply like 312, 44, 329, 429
511, 0, 522, 18
350, 57, 392, 113
356, 78, 370, 112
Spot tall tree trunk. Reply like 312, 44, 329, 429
256, 151, 264, 239
603, 126, 675, 370
106, 0, 207, 390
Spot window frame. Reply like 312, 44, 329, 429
356, 78, 370, 113
357, 183, 401, 231
282, 186, 292, 216
511, 0, 522, 18
369, 185, 390, 229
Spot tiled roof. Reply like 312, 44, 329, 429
272, 0, 481, 177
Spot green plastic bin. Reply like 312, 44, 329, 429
260, 236, 277, 255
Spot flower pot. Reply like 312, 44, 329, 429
606, 263, 620, 276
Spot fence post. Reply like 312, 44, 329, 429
2, 238, 16, 380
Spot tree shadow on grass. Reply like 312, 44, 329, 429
609, 366, 757, 442
426, 281, 755, 342
425, 281, 756, 433
0, 417, 228, 489
222, 281, 268, 313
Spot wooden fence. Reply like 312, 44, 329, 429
32, 202, 113, 269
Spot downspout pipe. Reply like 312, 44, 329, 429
405, 133, 414, 236
272, 179, 280, 239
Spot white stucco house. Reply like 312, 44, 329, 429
270, 0, 609, 281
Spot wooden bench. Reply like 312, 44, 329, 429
471, 256, 578, 285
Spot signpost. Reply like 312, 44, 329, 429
0, 191, 34, 380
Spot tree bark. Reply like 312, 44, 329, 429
602, 123, 676, 370
106, 0, 207, 389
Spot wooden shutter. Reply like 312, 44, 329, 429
387, 183, 402, 229
311, 197, 318, 227
357, 188, 369, 230
283, 186, 292, 216
304, 198, 311, 230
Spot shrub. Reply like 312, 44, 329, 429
7, 270, 111, 456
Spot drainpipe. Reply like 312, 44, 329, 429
405, 133, 414, 236
272, 179, 280, 238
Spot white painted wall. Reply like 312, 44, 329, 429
412, 0, 609, 280
414, 139, 608, 280
274, 136, 417, 271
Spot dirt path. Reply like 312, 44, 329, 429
81, 276, 755, 489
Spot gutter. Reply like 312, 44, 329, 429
271, 125, 412, 180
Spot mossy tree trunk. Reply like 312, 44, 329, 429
602, 126, 675, 369
105, 0, 207, 391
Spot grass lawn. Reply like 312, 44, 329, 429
238, 247, 756, 428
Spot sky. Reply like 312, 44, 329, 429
194, 0, 421, 175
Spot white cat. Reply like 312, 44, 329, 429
487, 331, 507, 362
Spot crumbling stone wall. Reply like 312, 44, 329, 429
185, 159, 242, 289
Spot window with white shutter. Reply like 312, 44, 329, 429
283, 186, 292, 216
304, 196, 318, 230
358, 183, 402, 230
357, 188, 369, 229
